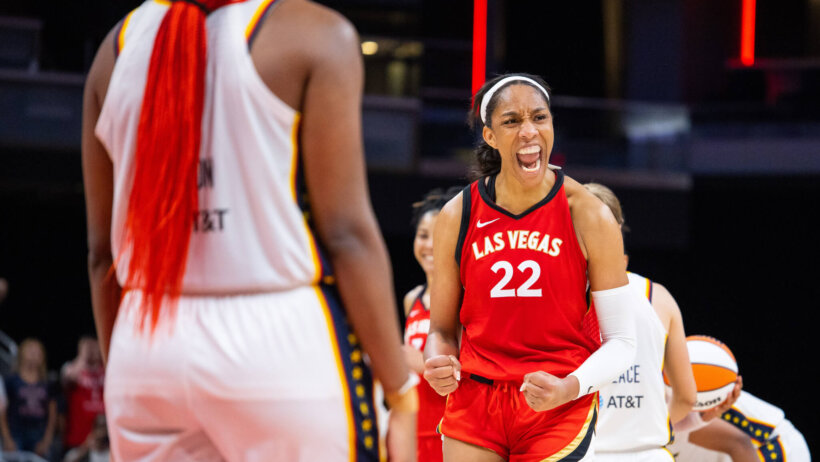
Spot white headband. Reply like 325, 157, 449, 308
479, 76, 550, 125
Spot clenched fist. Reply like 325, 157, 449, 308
519, 371, 579, 412
423, 355, 461, 396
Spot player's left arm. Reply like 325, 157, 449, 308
83, 27, 121, 364
521, 179, 636, 411
654, 283, 697, 423
688, 418, 760, 462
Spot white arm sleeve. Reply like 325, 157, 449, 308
569, 284, 637, 399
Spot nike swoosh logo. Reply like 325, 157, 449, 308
476, 218, 499, 228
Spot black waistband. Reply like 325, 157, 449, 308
469, 373, 494, 385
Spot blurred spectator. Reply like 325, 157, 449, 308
0, 338, 58, 458
60, 338, 104, 453
62, 414, 109, 462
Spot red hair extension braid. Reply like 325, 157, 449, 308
123, 0, 243, 331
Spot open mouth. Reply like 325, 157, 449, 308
516, 145, 541, 173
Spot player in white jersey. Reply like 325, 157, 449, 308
82, 0, 416, 460
585, 183, 697, 462
670, 391, 811, 462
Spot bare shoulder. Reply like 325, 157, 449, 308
437, 190, 464, 231
651, 281, 681, 327
403, 284, 425, 314
254, 0, 360, 109
276, 0, 359, 56
564, 174, 617, 231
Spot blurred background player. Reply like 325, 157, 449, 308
670, 382, 811, 461
585, 182, 697, 462
60, 336, 105, 455
423, 73, 637, 461
82, 0, 416, 460
403, 186, 461, 462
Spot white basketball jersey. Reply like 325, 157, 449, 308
96, 0, 327, 294
597, 272, 672, 452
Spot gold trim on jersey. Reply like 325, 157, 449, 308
661, 332, 671, 445
540, 394, 598, 462
287, 113, 323, 284
245, 0, 277, 40
117, 10, 136, 54
315, 286, 357, 462
289, 113, 301, 203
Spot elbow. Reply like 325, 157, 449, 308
87, 245, 113, 274
320, 219, 380, 260
671, 390, 697, 417
681, 389, 697, 410
675, 376, 698, 410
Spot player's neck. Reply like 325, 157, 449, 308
494, 170, 555, 214
19, 367, 40, 383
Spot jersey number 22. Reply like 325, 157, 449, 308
490, 260, 542, 298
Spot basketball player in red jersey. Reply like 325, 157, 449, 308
403, 187, 461, 462
423, 73, 639, 461
82, 0, 416, 460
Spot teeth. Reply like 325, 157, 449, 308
521, 157, 541, 173
518, 146, 540, 155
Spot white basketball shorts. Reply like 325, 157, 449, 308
596, 448, 675, 462
105, 284, 380, 462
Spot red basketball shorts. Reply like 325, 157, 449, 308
438, 374, 597, 461
418, 434, 444, 462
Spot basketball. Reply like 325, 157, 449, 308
665, 335, 738, 411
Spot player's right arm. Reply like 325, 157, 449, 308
688, 418, 759, 462
82, 26, 120, 364
653, 283, 697, 423
423, 194, 463, 396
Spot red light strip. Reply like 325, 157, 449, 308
472, 0, 487, 99
741, 0, 756, 66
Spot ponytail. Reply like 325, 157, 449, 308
468, 140, 501, 180
122, 0, 241, 330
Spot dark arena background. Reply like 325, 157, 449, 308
1, 0, 819, 455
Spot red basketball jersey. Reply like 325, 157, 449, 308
404, 288, 447, 443
456, 170, 600, 381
